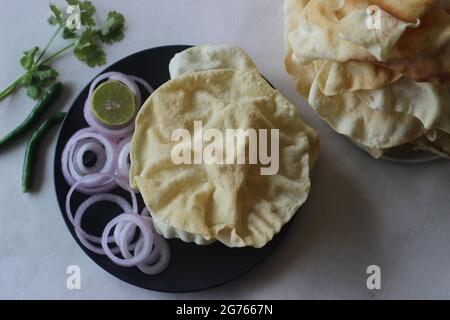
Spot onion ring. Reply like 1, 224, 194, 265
102, 213, 154, 267
65, 174, 138, 255
135, 235, 170, 275
117, 209, 170, 274
62, 129, 118, 194
65, 173, 138, 226
73, 193, 131, 254
74, 141, 106, 175
114, 219, 137, 251
115, 208, 150, 258
116, 137, 132, 179
129, 75, 154, 95
65, 173, 138, 220
73, 193, 132, 244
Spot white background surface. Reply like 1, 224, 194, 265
1, 0, 449, 300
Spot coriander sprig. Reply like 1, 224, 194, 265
0, 0, 125, 102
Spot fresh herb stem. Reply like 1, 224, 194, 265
36, 25, 63, 64
38, 43, 75, 66
0, 42, 73, 102
0, 76, 24, 102
0, 1, 125, 104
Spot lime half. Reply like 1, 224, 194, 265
91, 81, 136, 126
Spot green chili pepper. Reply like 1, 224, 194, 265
0, 82, 63, 149
22, 112, 66, 193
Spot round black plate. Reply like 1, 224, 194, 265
382, 149, 441, 164
54, 46, 292, 292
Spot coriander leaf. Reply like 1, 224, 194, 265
79, 1, 96, 26
20, 47, 40, 71
26, 85, 41, 100
1, 0, 127, 103
19, 73, 33, 87
66, 0, 78, 6
23, 66, 58, 100
34, 66, 59, 82
47, 16, 59, 26
50, 3, 62, 19
48, 3, 63, 26
74, 28, 106, 67
67, 0, 96, 26
62, 28, 77, 39
99, 11, 125, 44
74, 27, 97, 49
75, 44, 106, 67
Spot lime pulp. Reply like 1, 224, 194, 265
91, 80, 136, 126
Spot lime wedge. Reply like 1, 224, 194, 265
91, 81, 136, 126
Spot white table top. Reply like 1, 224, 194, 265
1, 0, 449, 300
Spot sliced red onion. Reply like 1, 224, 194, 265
62, 129, 118, 193
139, 236, 161, 266
118, 209, 170, 274
135, 235, 170, 275
73, 193, 132, 244
119, 231, 160, 267
116, 137, 131, 179
140, 209, 170, 272
66, 174, 138, 226
129, 76, 154, 95
114, 219, 137, 251
141, 208, 150, 217
84, 72, 143, 139
75, 141, 106, 175
65, 174, 138, 255
112, 207, 148, 252
102, 213, 154, 267
73, 193, 131, 255
133, 217, 162, 266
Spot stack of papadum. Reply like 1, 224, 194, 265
130, 45, 319, 248
285, 0, 450, 158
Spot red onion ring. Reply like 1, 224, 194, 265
65, 174, 138, 255
114, 208, 152, 257
102, 213, 154, 267
65, 173, 138, 226
129, 75, 154, 95
83, 72, 142, 139
118, 231, 160, 267
117, 209, 170, 274
116, 137, 131, 179
134, 234, 170, 275
73, 193, 131, 254
115, 223, 138, 251
74, 193, 132, 244
141, 208, 151, 218
63, 129, 116, 183
62, 129, 118, 194
74, 141, 106, 175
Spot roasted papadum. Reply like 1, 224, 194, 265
285, 0, 450, 159
131, 67, 318, 248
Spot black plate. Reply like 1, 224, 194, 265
54, 45, 293, 293
382, 149, 441, 164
